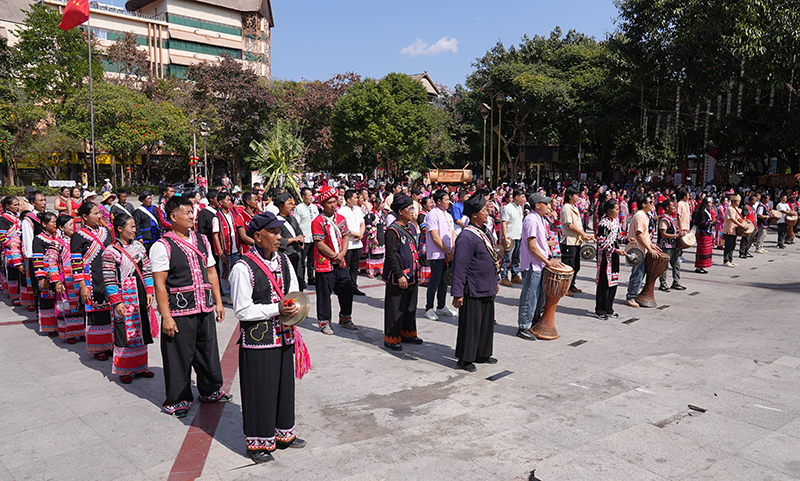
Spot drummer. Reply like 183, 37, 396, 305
229, 212, 307, 463
722, 195, 745, 267
625, 194, 662, 308
738, 194, 758, 259
517, 192, 565, 341
657, 200, 685, 292
775, 194, 791, 249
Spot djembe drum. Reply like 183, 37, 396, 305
735, 220, 755, 237
676, 231, 696, 250
530, 265, 574, 340
635, 252, 670, 308
786, 213, 798, 242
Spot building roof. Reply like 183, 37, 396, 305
1, 0, 34, 25
408, 72, 441, 98
125, 0, 273, 26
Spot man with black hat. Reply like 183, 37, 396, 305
134, 191, 160, 253
382, 194, 423, 351
229, 212, 307, 463
451, 193, 501, 372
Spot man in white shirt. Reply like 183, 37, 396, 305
776, 194, 791, 248
294, 187, 319, 286
339, 190, 366, 296
560, 186, 591, 295
500, 189, 525, 287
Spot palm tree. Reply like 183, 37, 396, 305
249, 119, 304, 194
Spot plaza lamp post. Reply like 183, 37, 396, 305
479, 103, 491, 186
578, 117, 583, 179
495, 91, 505, 188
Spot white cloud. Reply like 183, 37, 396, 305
400, 37, 459, 57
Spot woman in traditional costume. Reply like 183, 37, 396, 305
0, 196, 20, 303
72, 202, 113, 360
45, 215, 84, 343
594, 199, 626, 319
103, 214, 155, 383
694, 197, 714, 274
32, 212, 58, 336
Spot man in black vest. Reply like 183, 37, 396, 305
382, 194, 423, 351
151, 195, 231, 418
230, 212, 307, 463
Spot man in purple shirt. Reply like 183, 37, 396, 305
425, 190, 457, 320
517, 192, 565, 341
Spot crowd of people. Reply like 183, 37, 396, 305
1, 174, 797, 463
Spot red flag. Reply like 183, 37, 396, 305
59, 0, 90, 31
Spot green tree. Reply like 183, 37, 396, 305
106, 31, 150, 87
331, 72, 434, 173
187, 56, 274, 186
14, 4, 103, 105
22, 126, 82, 182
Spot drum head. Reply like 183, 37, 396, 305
625, 247, 645, 266
546, 264, 574, 275
277, 292, 310, 326
579, 244, 597, 261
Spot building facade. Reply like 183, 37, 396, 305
1, 0, 273, 78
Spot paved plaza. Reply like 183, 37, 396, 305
1, 227, 799, 481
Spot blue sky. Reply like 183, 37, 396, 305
109, 0, 620, 89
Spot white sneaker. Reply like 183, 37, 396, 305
724, 262, 734, 268
756, 249, 767, 254
436, 307, 458, 317
425, 309, 439, 321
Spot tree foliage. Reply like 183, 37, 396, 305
331, 72, 434, 173
249, 119, 304, 193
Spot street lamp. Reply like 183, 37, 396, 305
495, 91, 505, 188
578, 117, 583, 179
479, 103, 491, 186
200, 122, 211, 187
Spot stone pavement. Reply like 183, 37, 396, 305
1, 228, 800, 481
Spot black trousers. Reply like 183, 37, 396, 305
315, 266, 353, 323
739, 231, 755, 255
160, 311, 223, 407
426, 259, 448, 310
28, 260, 39, 311
777, 223, 788, 247
345, 248, 362, 289
560, 245, 581, 289
287, 252, 303, 291
384, 282, 418, 344
302, 243, 316, 284
723, 234, 737, 263
240, 343, 295, 452
595, 255, 618, 316
455, 285, 494, 363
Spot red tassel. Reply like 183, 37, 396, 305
150, 307, 159, 339
293, 326, 311, 380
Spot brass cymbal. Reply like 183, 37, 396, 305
278, 292, 310, 326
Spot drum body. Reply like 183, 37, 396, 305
530, 265, 574, 340
769, 210, 781, 225
735, 220, 755, 237
676, 231, 696, 250
787, 213, 798, 241
635, 252, 670, 308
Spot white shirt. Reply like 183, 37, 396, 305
230, 251, 299, 322
212, 210, 238, 254
294, 202, 319, 243
22, 213, 44, 259
501, 202, 524, 240
266, 202, 279, 215
339, 204, 365, 250
149, 237, 216, 272
776, 202, 790, 223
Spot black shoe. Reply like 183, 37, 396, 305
353, 289, 367, 296
247, 450, 275, 463
658, 285, 670, 292
307, 279, 315, 286
516, 328, 537, 341
475, 357, 498, 364
608, 312, 619, 318
738, 254, 747, 259
277, 438, 306, 449
778, 245, 785, 249
695, 268, 708, 274
401, 336, 424, 345
383, 341, 402, 351
457, 360, 477, 372
747, 253, 754, 258
671, 284, 686, 291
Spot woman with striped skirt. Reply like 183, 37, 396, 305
45, 215, 84, 343
694, 197, 714, 274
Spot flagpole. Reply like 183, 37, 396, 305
87, 10, 97, 190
